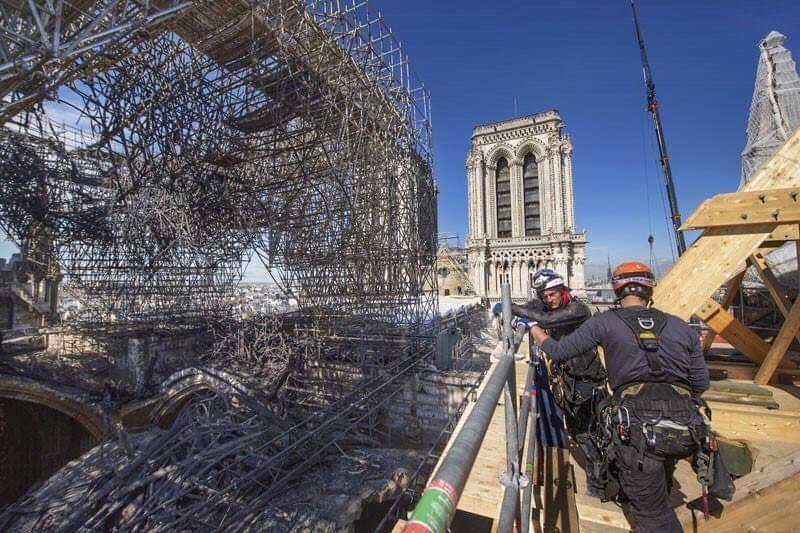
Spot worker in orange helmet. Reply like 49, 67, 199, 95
527, 261, 732, 533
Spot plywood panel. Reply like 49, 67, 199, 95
709, 404, 800, 444
653, 228, 770, 320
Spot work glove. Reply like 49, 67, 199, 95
513, 316, 538, 330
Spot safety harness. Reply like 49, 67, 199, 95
590, 307, 734, 514
545, 301, 607, 415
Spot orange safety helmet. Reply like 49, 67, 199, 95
611, 261, 656, 292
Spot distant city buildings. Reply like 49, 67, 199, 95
464, 111, 587, 302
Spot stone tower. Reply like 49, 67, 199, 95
465, 110, 587, 302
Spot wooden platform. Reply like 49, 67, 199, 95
572, 377, 800, 532
412, 335, 800, 532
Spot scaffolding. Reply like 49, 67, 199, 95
0, 0, 437, 341
740, 31, 800, 189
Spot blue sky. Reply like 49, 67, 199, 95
3, 1, 800, 280
371, 0, 800, 273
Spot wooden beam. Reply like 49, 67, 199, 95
764, 222, 800, 243
748, 251, 794, 316
682, 188, 800, 230
707, 361, 800, 381
796, 232, 800, 292
755, 295, 800, 384
702, 272, 745, 353
746, 130, 800, 190
694, 299, 789, 367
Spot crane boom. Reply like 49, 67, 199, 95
631, 0, 687, 256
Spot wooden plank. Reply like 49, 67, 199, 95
655, 128, 800, 320
576, 504, 629, 533
707, 380, 774, 398
702, 391, 779, 409
702, 272, 745, 353
746, 129, 800, 190
682, 187, 800, 229
755, 295, 800, 384
679, 449, 800, 532
763, 222, 800, 243
707, 361, 800, 381
542, 448, 581, 533
709, 404, 800, 444
707, 472, 800, 532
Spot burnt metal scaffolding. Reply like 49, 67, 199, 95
0, 0, 437, 339
0, 1, 439, 526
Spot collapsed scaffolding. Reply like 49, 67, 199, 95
0, 0, 445, 529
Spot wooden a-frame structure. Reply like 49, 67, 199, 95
653, 129, 800, 385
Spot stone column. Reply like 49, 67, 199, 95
474, 260, 482, 298
550, 143, 564, 234
555, 255, 569, 284
573, 245, 586, 289
539, 152, 551, 236
489, 262, 496, 298
510, 160, 524, 238
509, 261, 515, 296
485, 164, 497, 238
522, 262, 529, 299
478, 158, 487, 237
466, 158, 476, 239
562, 145, 576, 233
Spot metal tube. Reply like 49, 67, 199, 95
497, 373, 521, 532
502, 283, 514, 352
500, 283, 521, 532
521, 340, 540, 533
517, 361, 534, 453
497, 482, 521, 533
403, 284, 517, 533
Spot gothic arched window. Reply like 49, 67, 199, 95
495, 158, 512, 238
523, 153, 541, 236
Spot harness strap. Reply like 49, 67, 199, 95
612, 307, 669, 379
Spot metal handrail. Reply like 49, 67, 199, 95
402, 284, 526, 533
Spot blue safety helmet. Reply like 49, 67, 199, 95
532, 268, 565, 296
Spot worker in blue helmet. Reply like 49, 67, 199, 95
495, 268, 608, 497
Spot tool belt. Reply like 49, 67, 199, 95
602, 382, 710, 465
551, 352, 607, 412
